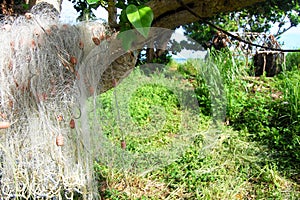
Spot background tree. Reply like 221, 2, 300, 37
183, 0, 300, 49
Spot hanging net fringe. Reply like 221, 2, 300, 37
0, 3, 137, 199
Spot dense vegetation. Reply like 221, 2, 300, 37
93, 50, 300, 199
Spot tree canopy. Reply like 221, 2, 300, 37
58, 0, 298, 63
183, 0, 300, 48
2, 1, 299, 46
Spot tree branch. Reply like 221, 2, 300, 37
147, 0, 266, 29
176, 0, 300, 52
108, 0, 118, 28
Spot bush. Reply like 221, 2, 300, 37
177, 59, 212, 115
285, 51, 300, 71
228, 70, 300, 162
272, 70, 300, 160
176, 50, 300, 163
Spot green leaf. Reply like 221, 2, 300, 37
126, 4, 154, 38
115, 1, 126, 9
87, 0, 99, 5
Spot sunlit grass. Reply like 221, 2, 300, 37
94, 51, 300, 199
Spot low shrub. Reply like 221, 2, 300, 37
177, 50, 300, 162
285, 51, 300, 71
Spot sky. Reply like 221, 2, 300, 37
276, 27, 300, 49
60, 0, 300, 50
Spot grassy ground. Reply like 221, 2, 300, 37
94, 50, 300, 199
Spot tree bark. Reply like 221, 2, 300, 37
1, 0, 61, 15
147, 0, 266, 29
1, 0, 29, 15
108, 0, 118, 28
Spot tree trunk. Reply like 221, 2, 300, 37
108, 0, 118, 28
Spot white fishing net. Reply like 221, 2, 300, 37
0, 3, 123, 199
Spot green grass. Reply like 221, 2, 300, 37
95, 124, 299, 199
93, 51, 300, 199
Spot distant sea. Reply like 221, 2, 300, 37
173, 58, 188, 63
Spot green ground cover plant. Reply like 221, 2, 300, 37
94, 49, 300, 199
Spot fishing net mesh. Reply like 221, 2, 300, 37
0, 3, 127, 199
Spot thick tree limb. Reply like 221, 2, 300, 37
147, 0, 266, 29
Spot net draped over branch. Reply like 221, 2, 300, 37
0, 3, 137, 199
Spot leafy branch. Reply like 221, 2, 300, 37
86, 0, 153, 50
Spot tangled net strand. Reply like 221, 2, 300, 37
0, 3, 128, 199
